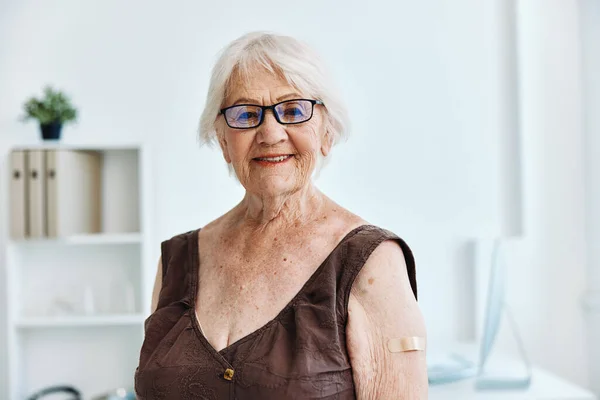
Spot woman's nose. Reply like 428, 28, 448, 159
256, 109, 287, 146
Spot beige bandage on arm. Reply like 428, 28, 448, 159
387, 336, 426, 353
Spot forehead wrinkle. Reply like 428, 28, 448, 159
226, 81, 302, 106
230, 91, 303, 106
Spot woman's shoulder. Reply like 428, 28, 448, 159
327, 212, 418, 298
324, 202, 396, 239
325, 205, 409, 259
161, 229, 196, 245
322, 198, 366, 228
195, 212, 234, 246
318, 202, 397, 245
161, 211, 231, 246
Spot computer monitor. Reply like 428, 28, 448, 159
478, 238, 505, 367
427, 238, 532, 389
474, 239, 532, 390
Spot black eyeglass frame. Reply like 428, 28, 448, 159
219, 99, 324, 129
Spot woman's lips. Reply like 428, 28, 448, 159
252, 154, 293, 166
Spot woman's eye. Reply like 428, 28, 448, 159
284, 108, 302, 116
239, 112, 256, 120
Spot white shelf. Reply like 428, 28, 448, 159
4, 144, 153, 400
11, 142, 144, 151
9, 232, 142, 245
15, 314, 147, 328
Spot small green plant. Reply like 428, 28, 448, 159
21, 85, 78, 125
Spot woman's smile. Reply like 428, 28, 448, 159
252, 154, 294, 166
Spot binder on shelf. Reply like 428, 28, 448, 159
46, 150, 102, 237
9, 150, 28, 239
26, 150, 46, 238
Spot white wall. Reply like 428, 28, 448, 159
0, 0, 503, 337
0, 0, 592, 394
497, 0, 589, 388
469, 3, 592, 391
580, 0, 600, 394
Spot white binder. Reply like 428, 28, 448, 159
9, 150, 27, 239
26, 150, 46, 238
46, 150, 102, 237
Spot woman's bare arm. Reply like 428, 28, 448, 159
150, 256, 162, 313
346, 240, 428, 399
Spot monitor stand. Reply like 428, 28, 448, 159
475, 303, 532, 391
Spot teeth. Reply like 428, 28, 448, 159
257, 155, 290, 162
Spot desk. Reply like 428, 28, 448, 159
427, 343, 596, 400
429, 366, 596, 399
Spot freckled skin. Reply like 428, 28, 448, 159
347, 241, 428, 399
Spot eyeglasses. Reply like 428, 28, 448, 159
219, 99, 324, 129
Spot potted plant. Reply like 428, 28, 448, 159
21, 85, 78, 140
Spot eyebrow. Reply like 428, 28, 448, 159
230, 92, 302, 106
276, 93, 302, 102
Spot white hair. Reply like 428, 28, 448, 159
197, 31, 350, 177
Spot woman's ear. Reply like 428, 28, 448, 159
321, 129, 333, 157
217, 129, 232, 164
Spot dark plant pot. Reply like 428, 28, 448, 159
40, 121, 63, 140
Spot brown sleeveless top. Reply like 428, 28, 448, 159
134, 224, 417, 399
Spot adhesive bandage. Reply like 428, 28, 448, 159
387, 336, 426, 353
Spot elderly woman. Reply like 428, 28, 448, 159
135, 31, 427, 399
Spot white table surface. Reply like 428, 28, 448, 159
429, 366, 596, 399
427, 342, 596, 400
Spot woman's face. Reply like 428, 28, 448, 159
217, 68, 331, 197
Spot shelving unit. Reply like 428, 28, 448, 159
15, 314, 147, 329
4, 143, 152, 400
10, 232, 143, 246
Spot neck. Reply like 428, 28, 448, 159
237, 184, 324, 230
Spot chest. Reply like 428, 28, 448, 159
198, 234, 328, 311
194, 231, 339, 350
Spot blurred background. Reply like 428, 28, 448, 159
0, 0, 598, 399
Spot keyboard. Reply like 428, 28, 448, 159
427, 353, 479, 385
